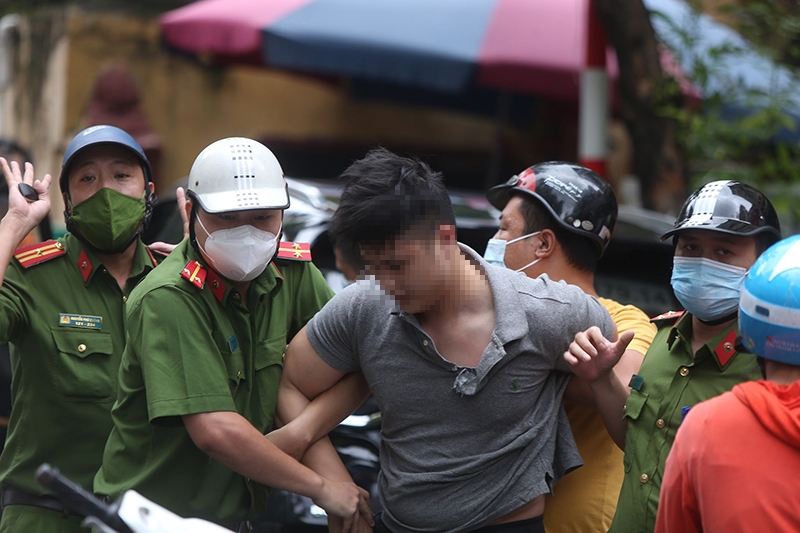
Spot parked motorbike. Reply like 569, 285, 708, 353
34, 463, 230, 533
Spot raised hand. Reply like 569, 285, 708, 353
0, 158, 52, 243
564, 327, 635, 384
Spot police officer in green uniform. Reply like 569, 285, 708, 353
0, 125, 159, 532
564, 180, 781, 533
94, 137, 372, 533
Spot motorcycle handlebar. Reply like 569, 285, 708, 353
35, 463, 133, 533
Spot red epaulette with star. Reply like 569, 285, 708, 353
13, 240, 66, 268
181, 260, 207, 289
650, 310, 686, 324
276, 241, 312, 262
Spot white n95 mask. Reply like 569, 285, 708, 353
197, 217, 280, 282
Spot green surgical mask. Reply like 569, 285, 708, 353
70, 188, 146, 253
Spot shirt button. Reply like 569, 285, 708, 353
122, 296, 128, 303
78, 344, 87, 353
422, 339, 429, 347
640, 473, 649, 484
233, 293, 240, 301
622, 404, 627, 414
237, 371, 242, 379
679, 366, 690, 377
656, 419, 666, 429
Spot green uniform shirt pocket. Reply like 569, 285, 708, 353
50, 327, 116, 402
254, 335, 286, 430
212, 331, 246, 393
622, 390, 649, 473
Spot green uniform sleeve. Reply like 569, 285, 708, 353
0, 262, 29, 345
127, 286, 237, 422
286, 262, 334, 340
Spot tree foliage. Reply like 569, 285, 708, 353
654, 0, 800, 230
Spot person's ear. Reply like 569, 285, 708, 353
438, 224, 457, 246
533, 229, 558, 259
183, 198, 193, 222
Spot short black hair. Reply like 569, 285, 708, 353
516, 193, 598, 274
329, 148, 455, 257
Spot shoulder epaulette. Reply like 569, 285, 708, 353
650, 310, 686, 324
13, 240, 66, 268
181, 260, 207, 289
276, 241, 312, 262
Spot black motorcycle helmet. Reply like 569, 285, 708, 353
486, 161, 618, 258
661, 180, 781, 244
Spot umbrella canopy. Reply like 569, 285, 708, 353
160, 0, 599, 99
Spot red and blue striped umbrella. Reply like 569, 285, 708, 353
160, 0, 602, 99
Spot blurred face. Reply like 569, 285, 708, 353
674, 229, 759, 270
66, 145, 148, 205
362, 226, 453, 314
492, 195, 541, 272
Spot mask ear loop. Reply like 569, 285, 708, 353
508, 231, 542, 272
515, 257, 541, 273
507, 230, 542, 246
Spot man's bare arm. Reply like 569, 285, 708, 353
182, 410, 371, 533
274, 326, 375, 531
563, 347, 644, 407
271, 370, 371, 460
564, 327, 635, 448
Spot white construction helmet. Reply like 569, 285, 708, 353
187, 137, 289, 213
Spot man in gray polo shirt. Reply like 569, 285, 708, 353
277, 148, 615, 533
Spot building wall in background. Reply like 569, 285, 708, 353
1, 8, 566, 234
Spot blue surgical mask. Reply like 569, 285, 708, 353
484, 231, 541, 272
670, 256, 748, 322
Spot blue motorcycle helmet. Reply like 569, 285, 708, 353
739, 234, 800, 366
60, 125, 157, 247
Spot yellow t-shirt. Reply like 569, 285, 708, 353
543, 297, 657, 533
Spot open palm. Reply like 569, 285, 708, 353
1, 158, 52, 238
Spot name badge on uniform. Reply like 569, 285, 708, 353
628, 374, 644, 391
58, 313, 102, 330
228, 335, 239, 353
